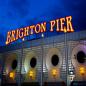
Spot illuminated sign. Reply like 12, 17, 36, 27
6, 16, 74, 45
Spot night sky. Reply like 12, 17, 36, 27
0, 0, 86, 46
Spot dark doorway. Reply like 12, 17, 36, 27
44, 82, 66, 86
70, 81, 86, 86
21, 82, 40, 86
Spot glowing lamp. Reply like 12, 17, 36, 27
41, 33, 44, 38
52, 69, 58, 78
9, 71, 15, 79
29, 70, 36, 80
6, 41, 8, 45
29, 71, 34, 77
79, 67, 85, 75
22, 38, 25, 41
64, 27, 67, 33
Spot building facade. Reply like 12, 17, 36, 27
0, 30, 86, 86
